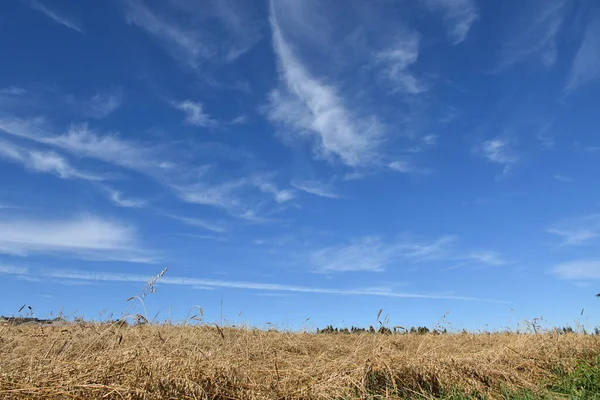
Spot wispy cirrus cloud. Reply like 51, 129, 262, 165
0, 265, 28, 275
550, 260, 600, 280
0, 139, 103, 181
1, 87, 121, 119
565, 14, 600, 92
265, 0, 444, 178
388, 160, 432, 175
375, 32, 425, 94
475, 138, 519, 174
420, 0, 479, 44
173, 176, 292, 220
162, 213, 227, 234
173, 179, 248, 211
172, 100, 215, 127
267, 4, 384, 168
26, 0, 82, 32
494, 0, 568, 70
0, 87, 27, 96
291, 180, 339, 199
0, 267, 505, 302
310, 235, 507, 273
548, 213, 600, 246
0, 119, 158, 174
0, 117, 291, 220
123, 1, 212, 69
79, 92, 123, 119
0, 215, 155, 263
102, 187, 147, 209
462, 251, 508, 266
252, 176, 295, 203
311, 237, 400, 273
123, 0, 261, 69
553, 174, 573, 183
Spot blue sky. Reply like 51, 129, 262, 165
1, 0, 599, 330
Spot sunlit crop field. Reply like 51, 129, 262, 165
1, 322, 599, 399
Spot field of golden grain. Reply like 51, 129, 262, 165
1, 322, 599, 399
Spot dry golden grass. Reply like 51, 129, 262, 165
1, 323, 599, 399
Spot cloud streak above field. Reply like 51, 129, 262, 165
0, 267, 507, 303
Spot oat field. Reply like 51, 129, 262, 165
1, 322, 599, 399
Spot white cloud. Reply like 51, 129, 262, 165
311, 237, 397, 273
422, 135, 439, 146
0, 265, 28, 275
0, 87, 27, 96
172, 100, 215, 127
252, 176, 295, 203
388, 160, 414, 173
124, 1, 212, 69
551, 260, 600, 280
553, 174, 573, 182
475, 138, 519, 173
267, 6, 384, 168
0, 118, 293, 220
163, 214, 227, 233
565, 15, 600, 92
173, 179, 246, 210
209, 0, 264, 61
82, 93, 122, 118
310, 235, 508, 273
48, 125, 158, 173
105, 188, 146, 208
6, 268, 505, 302
291, 180, 339, 199
229, 115, 249, 125
0, 119, 159, 175
495, 0, 567, 70
0, 215, 154, 263
388, 160, 431, 175
421, 0, 479, 44
463, 251, 508, 266
0, 139, 103, 181
548, 213, 600, 246
27, 0, 83, 32
375, 33, 425, 94
123, 0, 261, 69
537, 132, 555, 148
311, 236, 456, 273
172, 172, 294, 219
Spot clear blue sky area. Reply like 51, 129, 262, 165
1, 0, 599, 331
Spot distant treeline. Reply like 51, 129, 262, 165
316, 325, 443, 335
316, 324, 600, 335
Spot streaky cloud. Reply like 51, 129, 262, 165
565, 14, 600, 92
0, 214, 156, 263
551, 260, 600, 280
27, 0, 83, 32
291, 180, 340, 199
267, 2, 385, 168
0, 138, 104, 181
420, 0, 479, 44
548, 213, 600, 246
9, 268, 508, 303
172, 100, 215, 127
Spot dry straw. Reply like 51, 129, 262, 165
1, 323, 599, 399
